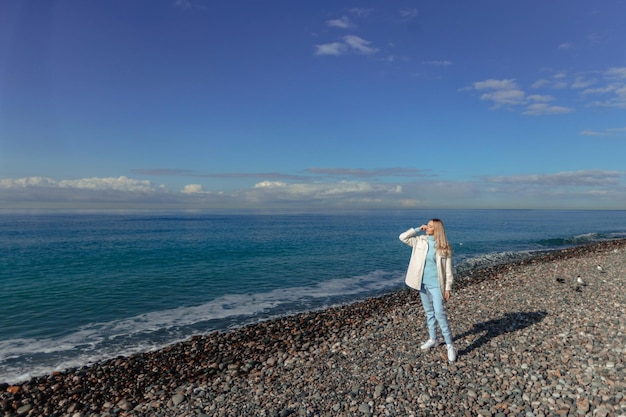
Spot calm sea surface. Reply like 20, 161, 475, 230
1, 209, 625, 383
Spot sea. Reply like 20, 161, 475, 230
1, 209, 625, 384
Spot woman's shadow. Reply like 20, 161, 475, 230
455, 311, 547, 357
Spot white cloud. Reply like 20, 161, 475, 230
424, 60, 452, 66
531, 79, 551, 89
483, 170, 620, 186
587, 33, 603, 43
580, 127, 626, 137
479, 176, 626, 208
314, 42, 347, 56
0, 176, 157, 192
59, 177, 156, 191
306, 167, 428, 178
581, 84, 620, 95
315, 35, 378, 56
173, 0, 207, 11
571, 68, 626, 108
326, 16, 353, 29
571, 76, 596, 89
399, 8, 418, 19
342, 35, 378, 54
531, 71, 574, 90
181, 184, 205, 194
0, 176, 57, 188
463, 79, 529, 109
606, 67, 626, 79
589, 87, 626, 108
0, 176, 174, 209
480, 89, 525, 108
591, 99, 626, 109
173, 0, 192, 10
464, 76, 575, 115
522, 103, 574, 116
348, 8, 373, 18
527, 94, 554, 103
254, 181, 287, 188
580, 130, 610, 137
471, 79, 519, 91
245, 181, 402, 207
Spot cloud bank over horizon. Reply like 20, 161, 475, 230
2, 168, 624, 210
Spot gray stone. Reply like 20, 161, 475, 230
171, 393, 185, 406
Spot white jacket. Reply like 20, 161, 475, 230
399, 228, 454, 295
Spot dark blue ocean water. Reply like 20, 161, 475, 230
1, 209, 625, 384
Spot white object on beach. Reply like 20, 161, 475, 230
447, 344, 457, 362
576, 276, 585, 285
597, 265, 605, 273
420, 339, 438, 350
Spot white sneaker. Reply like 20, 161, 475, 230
447, 344, 457, 362
420, 339, 438, 350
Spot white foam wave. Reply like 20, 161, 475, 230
455, 250, 536, 273
571, 232, 601, 242
97, 269, 401, 336
0, 270, 403, 384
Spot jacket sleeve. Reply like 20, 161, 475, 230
399, 228, 418, 246
444, 256, 454, 291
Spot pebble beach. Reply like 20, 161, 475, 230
2, 239, 625, 417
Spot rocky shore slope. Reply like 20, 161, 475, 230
2, 239, 625, 417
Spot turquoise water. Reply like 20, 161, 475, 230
1, 209, 625, 383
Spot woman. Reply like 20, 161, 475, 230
399, 218, 456, 362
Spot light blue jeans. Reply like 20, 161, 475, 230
420, 280, 453, 345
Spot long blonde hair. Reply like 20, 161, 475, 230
430, 218, 452, 257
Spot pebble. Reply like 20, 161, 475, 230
171, 393, 185, 406
1, 239, 625, 417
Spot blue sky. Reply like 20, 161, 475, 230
1, 0, 625, 210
